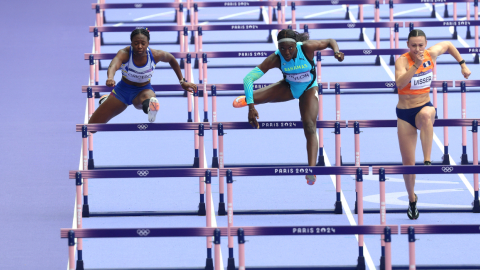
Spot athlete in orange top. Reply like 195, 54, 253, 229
394, 29, 471, 220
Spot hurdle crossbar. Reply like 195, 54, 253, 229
62, 226, 222, 270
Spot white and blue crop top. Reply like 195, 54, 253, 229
120, 47, 156, 83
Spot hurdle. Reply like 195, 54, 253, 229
213, 121, 348, 214
399, 224, 480, 269
218, 167, 368, 270
76, 123, 213, 218
91, 1, 183, 25
61, 225, 222, 270
285, 0, 376, 22
227, 225, 398, 270
406, 19, 480, 45
300, 21, 402, 61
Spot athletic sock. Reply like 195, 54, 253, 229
142, 98, 150, 114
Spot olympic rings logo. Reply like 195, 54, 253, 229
331, 0, 339, 4
441, 166, 454, 173
363, 50, 372, 54
134, 4, 143, 8
137, 170, 149, 177
347, 23, 356, 28
137, 124, 148, 130
137, 229, 150, 236
385, 82, 396, 88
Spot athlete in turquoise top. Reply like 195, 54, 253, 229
233, 29, 344, 185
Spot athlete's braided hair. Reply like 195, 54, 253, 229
277, 29, 309, 43
408, 29, 426, 41
130, 28, 150, 41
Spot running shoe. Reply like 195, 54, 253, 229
99, 94, 109, 105
407, 194, 419, 220
233, 96, 247, 108
306, 175, 316, 185
148, 97, 160, 123
424, 161, 431, 165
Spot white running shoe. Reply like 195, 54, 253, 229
148, 97, 160, 123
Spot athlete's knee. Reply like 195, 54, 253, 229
303, 120, 316, 135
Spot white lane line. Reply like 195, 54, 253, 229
364, 189, 471, 207
304, 7, 345, 19
114, 23, 124, 27
323, 150, 377, 270
425, 4, 476, 58
218, 9, 258, 20
423, 2, 476, 197
393, 6, 429, 16
357, 174, 461, 184
134, 11, 175, 21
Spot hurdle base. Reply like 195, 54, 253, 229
316, 155, 325, 166
82, 204, 90, 217
258, 7, 263, 21
193, 157, 200, 168
359, 29, 364, 41
218, 202, 226, 216
452, 29, 458, 40
233, 209, 337, 215
363, 207, 473, 214
211, 157, 219, 168
473, 200, 480, 213
375, 55, 381, 66
466, 28, 472, 39
442, 154, 451, 165
227, 258, 235, 270
357, 256, 366, 270
334, 201, 343, 214
88, 159, 94, 170
392, 265, 480, 269
198, 202, 206, 216
389, 55, 395, 66
94, 92, 101, 98
461, 154, 469, 165
194, 57, 199, 69
474, 54, 479, 64
380, 255, 385, 270
354, 200, 358, 214
205, 258, 213, 270
76, 260, 84, 270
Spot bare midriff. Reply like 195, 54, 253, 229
397, 92, 430, 109
121, 77, 150, 87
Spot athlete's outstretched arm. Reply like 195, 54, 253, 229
244, 53, 279, 128
303, 39, 344, 62
428, 41, 471, 79
153, 49, 196, 92
106, 47, 129, 87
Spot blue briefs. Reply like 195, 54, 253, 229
111, 79, 154, 105
396, 101, 434, 129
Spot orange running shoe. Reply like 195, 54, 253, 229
148, 97, 160, 123
232, 96, 248, 108
306, 175, 316, 185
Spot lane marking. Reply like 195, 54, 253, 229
134, 11, 175, 21
218, 9, 258, 20
323, 149, 377, 270
393, 6, 429, 16
354, 174, 461, 184
304, 7, 345, 19
364, 189, 471, 207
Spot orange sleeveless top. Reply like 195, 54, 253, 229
398, 51, 434, 95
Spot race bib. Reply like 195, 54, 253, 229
410, 70, 433, 90
286, 71, 312, 83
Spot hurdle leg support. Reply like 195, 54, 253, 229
359, 28, 364, 41
442, 146, 451, 165
205, 247, 213, 270
258, 7, 263, 21
218, 193, 226, 216
316, 147, 325, 166
473, 197, 480, 213
82, 201, 90, 218
380, 247, 386, 270
357, 256, 366, 270
227, 247, 235, 270
198, 194, 206, 216
375, 55, 380, 66
76, 248, 84, 270
335, 193, 342, 214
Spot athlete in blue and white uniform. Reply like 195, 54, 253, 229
232, 29, 344, 185
89, 28, 196, 124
